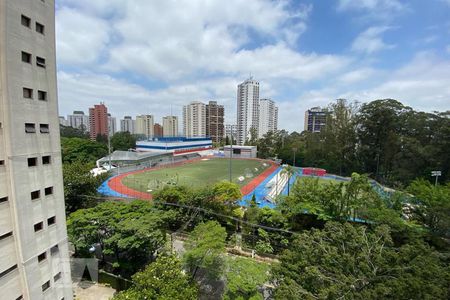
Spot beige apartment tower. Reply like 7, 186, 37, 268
183, 101, 206, 138
0, 0, 73, 299
163, 116, 178, 137
135, 114, 154, 138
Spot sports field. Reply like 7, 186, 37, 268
121, 158, 271, 192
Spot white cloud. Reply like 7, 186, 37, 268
56, 7, 111, 65
351, 26, 395, 54
338, 68, 378, 84
337, 0, 405, 13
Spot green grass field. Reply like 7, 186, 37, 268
121, 158, 270, 192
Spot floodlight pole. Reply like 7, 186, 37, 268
229, 129, 233, 182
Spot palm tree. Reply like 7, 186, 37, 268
281, 164, 296, 196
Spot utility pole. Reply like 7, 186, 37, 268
431, 171, 441, 187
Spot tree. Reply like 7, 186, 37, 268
111, 131, 136, 151
281, 165, 296, 196
273, 222, 450, 300
60, 124, 89, 138
212, 181, 243, 206
184, 221, 227, 280
61, 137, 108, 164
113, 255, 198, 300
63, 160, 107, 213
223, 257, 270, 300
67, 201, 172, 275
407, 179, 450, 239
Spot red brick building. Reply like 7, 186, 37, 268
89, 102, 108, 140
154, 123, 163, 137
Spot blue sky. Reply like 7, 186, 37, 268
56, 0, 450, 132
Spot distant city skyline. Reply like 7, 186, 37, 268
56, 1, 450, 132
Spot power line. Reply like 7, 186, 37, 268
78, 194, 295, 234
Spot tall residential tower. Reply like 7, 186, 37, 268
206, 101, 224, 143
183, 101, 206, 138
236, 78, 259, 145
0, 0, 73, 298
258, 98, 278, 138
88, 102, 108, 140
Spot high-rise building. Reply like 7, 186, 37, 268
237, 78, 259, 145
206, 101, 224, 143
108, 113, 117, 136
163, 116, 178, 137
183, 101, 206, 138
154, 123, 163, 137
0, 1, 73, 298
304, 107, 327, 133
59, 116, 68, 126
89, 103, 108, 140
120, 116, 135, 134
135, 115, 154, 138
258, 98, 278, 138
67, 110, 89, 133
225, 124, 238, 144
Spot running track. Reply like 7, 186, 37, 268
107, 157, 278, 200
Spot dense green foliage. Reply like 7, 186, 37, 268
223, 257, 270, 300
112, 255, 198, 300
111, 131, 136, 151
273, 222, 450, 300
60, 124, 89, 138
255, 99, 450, 187
67, 201, 177, 275
63, 160, 107, 213
184, 221, 227, 280
61, 137, 108, 164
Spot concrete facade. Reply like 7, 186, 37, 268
120, 116, 135, 134
237, 78, 259, 145
0, 0, 73, 299
183, 101, 206, 138
162, 116, 178, 137
304, 107, 327, 133
89, 103, 108, 140
67, 111, 89, 133
258, 98, 278, 138
206, 101, 224, 143
135, 114, 154, 138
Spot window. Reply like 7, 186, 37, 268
0, 265, 17, 279
0, 231, 12, 241
35, 22, 45, 34
0, 197, 7, 203
40, 124, 49, 133
0, 160, 4, 166
41, 280, 50, 292
44, 186, 53, 196
42, 156, 51, 164
21, 15, 31, 27
25, 123, 36, 133
34, 222, 43, 232
21, 51, 31, 63
50, 244, 59, 255
28, 157, 37, 167
38, 90, 47, 101
36, 56, 46, 68
37, 252, 46, 263
47, 216, 56, 226
23, 87, 33, 99
53, 272, 61, 282
16, 296, 23, 300
31, 190, 40, 200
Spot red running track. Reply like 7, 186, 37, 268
107, 157, 278, 200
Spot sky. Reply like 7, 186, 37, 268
55, 0, 450, 132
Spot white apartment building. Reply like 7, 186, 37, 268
108, 114, 116, 136
67, 111, 89, 133
183, 101, 206, 138
135, 115, 154, 138
258, 98, 278, 138
162, 116, 178, 137
0, 0, 73, 299
237, 78, 259, 145
120, 116, 135, 134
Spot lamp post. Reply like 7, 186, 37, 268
292, 147, 297, 167
229, 126, 234, 182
